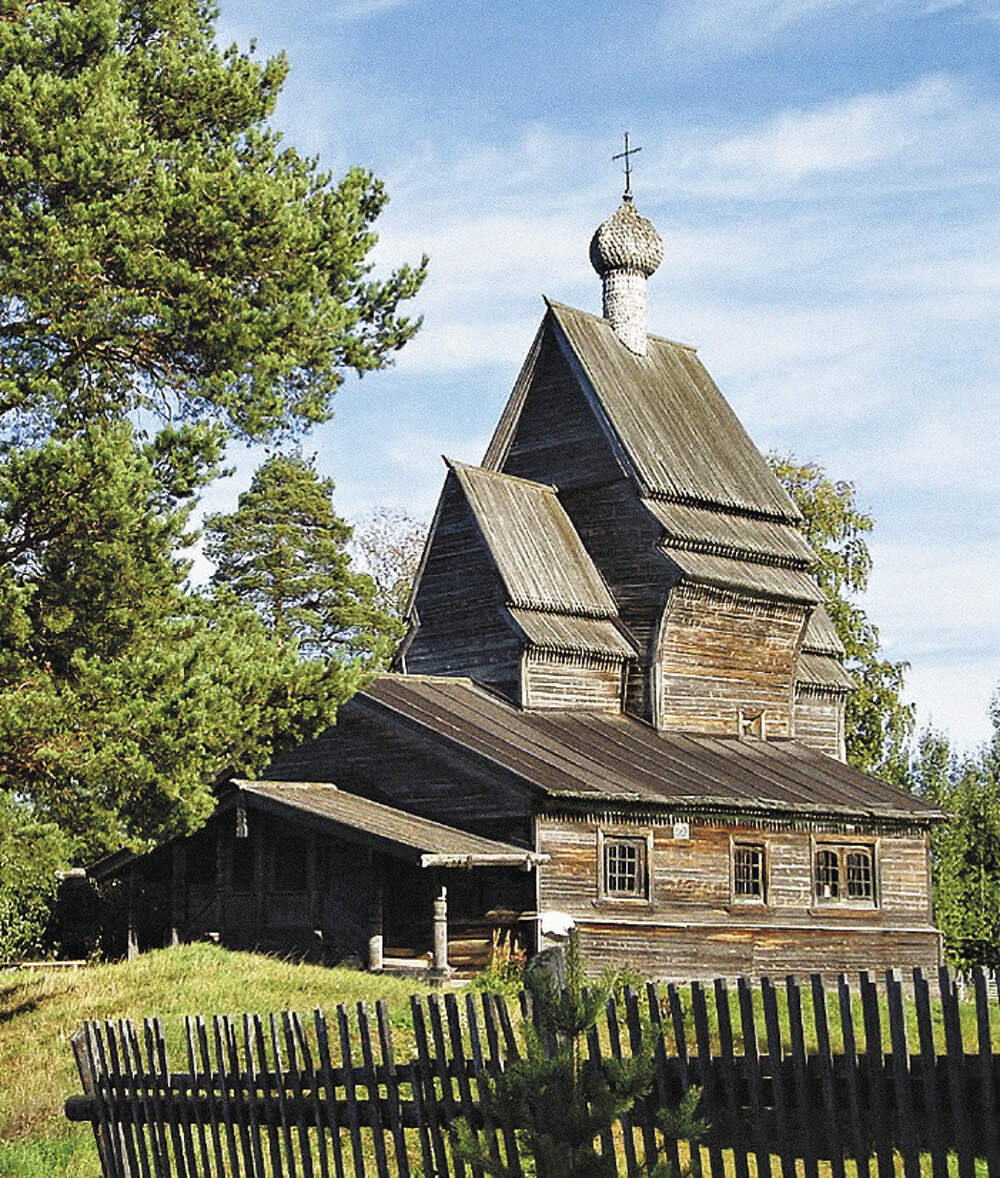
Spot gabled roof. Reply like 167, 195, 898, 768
663, 549, 824, 604
352, 675, 942, 823
446, 460, 618, 618
543, 300, 802, 521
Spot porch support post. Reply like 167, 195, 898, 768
170, 844, 186, 947
126, 868, 139, 961
368, 854, 384, 972
431, 883, 450, 977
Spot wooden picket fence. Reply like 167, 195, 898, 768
66, 966, 1000, 1178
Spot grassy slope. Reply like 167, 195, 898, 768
0, 943, 433, 1177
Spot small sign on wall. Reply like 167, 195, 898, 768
672, 821, 691, 841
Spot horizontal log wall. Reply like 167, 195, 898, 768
523, 653, 623, 710
656, 582, 808, 735
793, 685, 846, 759
536, 814, 937, 978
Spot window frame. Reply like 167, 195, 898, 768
812, 838, 878, 908
597, 830, 653, 904
730, 838, 768, 905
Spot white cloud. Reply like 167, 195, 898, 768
662, 0, 1000, 58
326, 0, 409, 19
697, 75, 966, 185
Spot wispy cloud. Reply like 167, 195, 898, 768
662, 0, 1000, 59
327, 0, 409, 20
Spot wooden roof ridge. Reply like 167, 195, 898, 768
543, 295, 700, 353
543, 300, 805, 521
444, 456, 558, 495
445, 457, 622, 619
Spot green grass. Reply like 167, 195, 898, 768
0, 942, 436, 1177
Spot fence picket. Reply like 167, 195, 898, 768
584, 996, 617, 1167
809, 975, 845, 1178
183, 1016, 213, 1178
885, 971, 919, 1178
240, 1014, 270, 1178
411, 995, 450, 1178
152, 1017, 190, 1178
606, 992, 640, 1178
269, 1012, 298, 1178
973, 969, 1000, 1178
375, 1001, 410, 1178
428, 994, 464, 1178
624, 986, 659, 1169
940, 966, 975, 1178
786, 976, 818, 1178
291, 1011, 331, 1178
141, 1019, 173, 1176
357, 1002, 390, 1178
213, 1013, 243, 1178
712, 979, 749, 1178
335, 1004, 366, 1178
120, 1020, 156, 1178
105, 1020, 142, 1178
646, 982, 681, 1177
912, 968, 947, 1178
761, 976, 795, 1178
480, 992, 520, 1174
859, 972, 893, 1178
313, 1009, 347, 1178
282, 1011, 316, 1178
689, 981, 724, 1178
836, 975, 869, 1178
737, 976, 771, 1178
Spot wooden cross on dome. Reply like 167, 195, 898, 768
613, 132, 642, 199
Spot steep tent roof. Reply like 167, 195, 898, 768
542, 300, 803, 521
447, 460, 619, 617
341, 675, 941, 823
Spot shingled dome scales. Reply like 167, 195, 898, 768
590, 196, 663, 356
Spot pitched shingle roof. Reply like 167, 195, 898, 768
642, 499, 815, 565
545, 300, 802, 521
231, 780, 546, 867
447, 460, 618, 618
346, 675, 941, 822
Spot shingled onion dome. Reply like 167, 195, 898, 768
589, 197, 663, 356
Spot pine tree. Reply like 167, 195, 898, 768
205, 454, 399, 660
453, 933, 706, 1177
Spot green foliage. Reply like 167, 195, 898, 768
205, 454, 399, 660
454, 932, 705, 1177
0, 0, 425, 862
470, 928, 528, 998
0, 0, 425, 441
0, 423, 364, 855
768, 456, 914, 785
0, 793, 69, 959
915, 703, 1000, 968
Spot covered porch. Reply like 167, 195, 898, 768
91, 780, 547, 977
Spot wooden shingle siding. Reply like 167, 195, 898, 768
656, 583, 808, 734
524, 653, 623, 710
793, 688, 846, 759
404, 474, 523, 701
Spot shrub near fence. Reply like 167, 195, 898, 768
66, 966, 1000, 1178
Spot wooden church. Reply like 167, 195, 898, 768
97, 186, 943, 979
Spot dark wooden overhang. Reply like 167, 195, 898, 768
351, 675, 945, 825
226, 780, 548, 870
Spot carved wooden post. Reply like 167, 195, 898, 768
170, 844, 186, 947
126, 869, 138, 962
431, 884, 450, 977
368, 855, 384, 972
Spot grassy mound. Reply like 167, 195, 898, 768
0, 943, 433, 1177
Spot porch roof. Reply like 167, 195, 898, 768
229, 780, 548, 869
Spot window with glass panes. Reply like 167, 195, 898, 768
603, 837, 646, 899
733, 844, 765, 899
815, 846, 876, 904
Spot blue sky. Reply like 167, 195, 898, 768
209, 0, 1000, 753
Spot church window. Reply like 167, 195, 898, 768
815, 845, 876, 905
733, 843, 765, 900
602, 837, 648, 900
